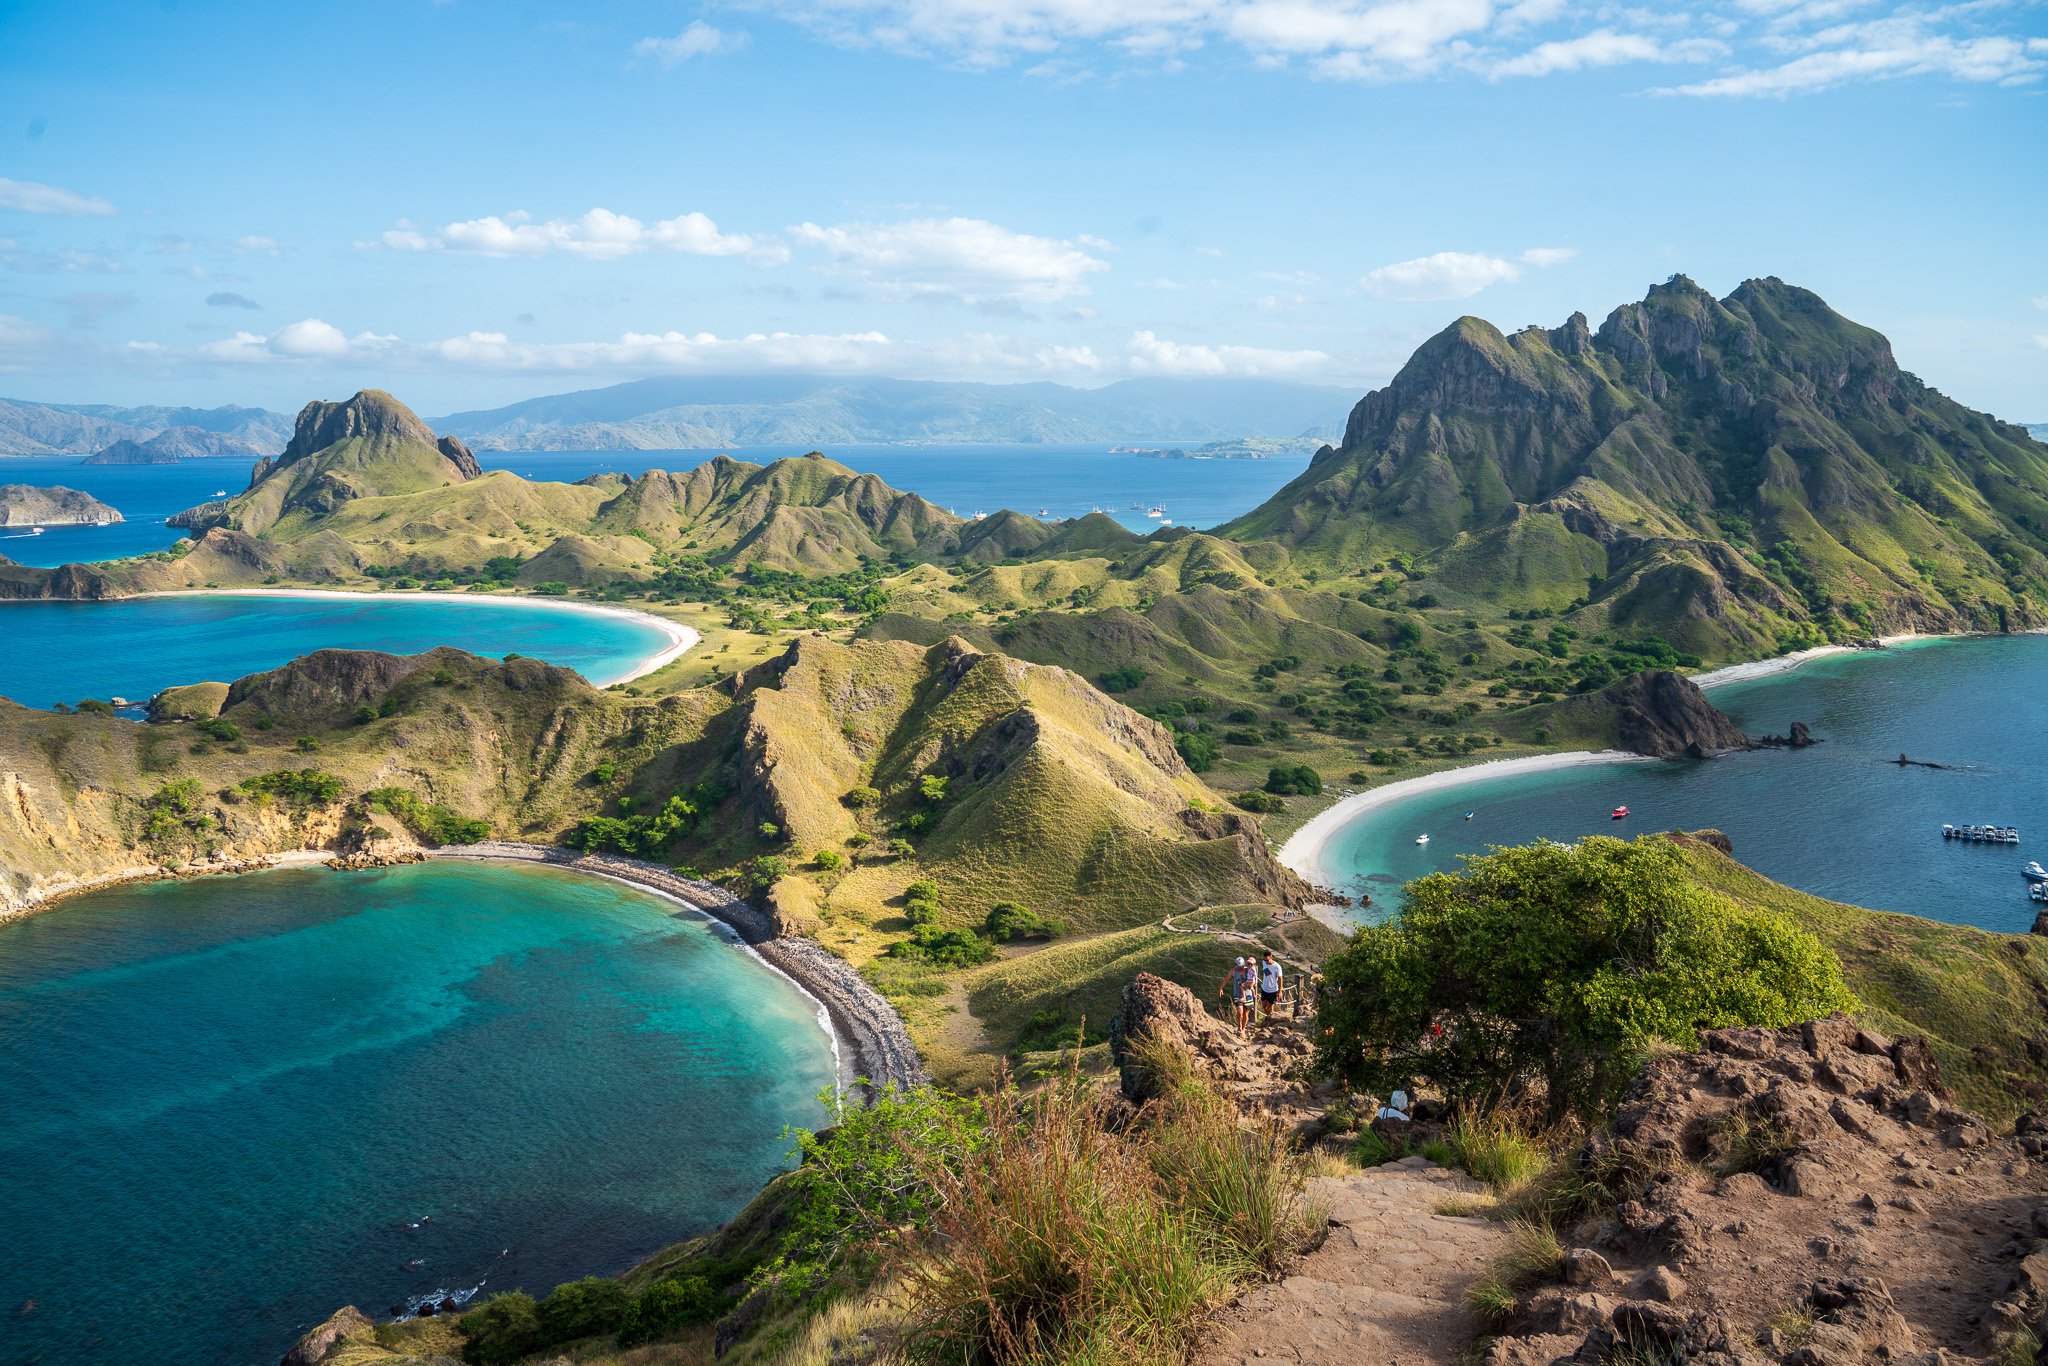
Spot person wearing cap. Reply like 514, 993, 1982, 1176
1257, 951, 1284, 1023
1217, 957, 1252, 1030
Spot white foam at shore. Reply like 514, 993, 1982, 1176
1689, 632, 1928, 690
137, 588, 698, 686
1278, 750, 1648, 892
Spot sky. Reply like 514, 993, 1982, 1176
0, 0, 2043, 419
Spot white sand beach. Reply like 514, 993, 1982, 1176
1689, 632, 1929, 690
142, 588, 699, 687
1278, 749, 1647, 890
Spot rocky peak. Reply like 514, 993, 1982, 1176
278, 390, 440, 465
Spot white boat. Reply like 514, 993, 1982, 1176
1146, 506, 1166, 519
27, 527, 42, 536
970, 510, 986, 520
1415, 833, 1429, 845
1038, 508, 1049, 517
211, 488, 228, 497
2033, 883, 2048, 903
2027, 861, 2048, 883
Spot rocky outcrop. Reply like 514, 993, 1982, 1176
1483, 1015, 2048, 1365
280, 1305, 374, 1365
1561, 669, 1751, 759
0, 483, 123, 526
1107, 972, 1322, 1128
1755, 720, 1819, 749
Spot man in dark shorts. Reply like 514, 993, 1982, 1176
1258, 951, 1283, 1022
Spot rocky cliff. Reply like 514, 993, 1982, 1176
1557, 668, 1752, 759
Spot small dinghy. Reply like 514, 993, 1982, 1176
2032, 883, 2048, 903
1464, 811, 1474, 821
2027, 861, 2048, 884
1611, 805, 1629, 821
1415, 833, 1429, 845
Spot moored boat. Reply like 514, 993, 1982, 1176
2027, 861, 2048, 883
1611, 805, 1629, 820
1415, 833, 1429, 845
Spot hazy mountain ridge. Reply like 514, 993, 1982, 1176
433, 375, 1353, 450
0, 398, 292, 458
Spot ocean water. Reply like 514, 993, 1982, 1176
0, 445, 1311, 568
1314, 634, 2048, 935
0, 861, 836, 1366
0, 593, 674, 709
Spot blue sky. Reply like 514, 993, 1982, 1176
0, 0, 2043, 418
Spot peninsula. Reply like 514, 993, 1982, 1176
0, 483, 123, 526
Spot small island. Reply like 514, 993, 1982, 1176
83, 438, 182, 465
0, 484, 124, 527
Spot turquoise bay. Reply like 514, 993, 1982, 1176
0, 861, 836, 1366
0, 593, 677, 710
1311, 635, 2048, 936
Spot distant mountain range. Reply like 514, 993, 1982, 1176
0, 399, 293, 459
431, 376, 1354, 450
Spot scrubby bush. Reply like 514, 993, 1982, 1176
536, 1276, 629, 1342
616, 1275, 719, 1346
239, 769, 343, 806
1263, 765, 1323, 797
983, 901, 1062, 942
890, 925, 996, 967
196, 717, 240, 742
814, 849, 844, 872
1176, 730, 1220, 772
458, 1291, 542, 1365
844, 784, 882, 809
1098, 666, 1146, 693
919, 774, 950, 804
1232, 790, 1286, 814
886, 838, 915, 858
1315, 836, 1856, 1119
361, 786, 490, 845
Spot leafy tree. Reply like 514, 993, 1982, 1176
814, 848, 844, 872
617, 1276, 720, 1346
919, 774, 950, 804
983, 901, 1062, 942
1232, 790, 1286, 814
1314, 837, 1856, 1119
240, 769, 343, 806
890, 925, 997, 967
1098, 666, 1146, 693
886, 838, 915, 859
458, 1292, 542, 1365
1263, 765, 1323, 797
536, 1277, 630, 1343
844, 784, 882, 809
1176, 730, 1220, 772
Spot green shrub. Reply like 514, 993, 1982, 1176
983, 901, 1063, 942
890, 926, 996, 967
1176, 731, 1220, 772
239, 769, 343, 806
815, 849, 844, 872
458, 1291, 542, 1365
844, 784, 882, 809
617, 1275, 719, 1346
196, 718, 241, 742
1232, 790, 1286, 814
1012, 1009, 1104, 1056
536, 1276, 630, 1343
1264, 765, 1322, 797
919, 774, 950, 804
886, 838, 915, 858
904, 897, 942, 926
1098, 666, 1146, 693
1315, 836, 1856, 1120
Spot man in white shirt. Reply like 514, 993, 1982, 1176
1257, 952, 1284, 1022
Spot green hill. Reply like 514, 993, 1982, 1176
1223, 277, 2048, 657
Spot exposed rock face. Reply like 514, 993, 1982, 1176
1560, 669, 1750, 759
1107, 972, 1322, 1128
1483, 1015, 2048, 1365
0, 483, 123, 526
1755, 720, 1818, 748
279, 1304, 373, 1365
223, 646, 580, 723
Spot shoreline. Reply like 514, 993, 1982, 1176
1277, 749, 1649, 893
1, 840, 923, 1095
128, 587, 699, 687
1689, 631, 1931, 690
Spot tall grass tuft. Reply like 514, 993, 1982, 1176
898, 1044, 1318, 1366
1463, 1219, 1564, 1326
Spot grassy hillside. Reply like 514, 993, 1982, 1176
1668, 832, 2048, 1124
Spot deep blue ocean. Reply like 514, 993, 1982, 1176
0, 861, 836, 1365
1312, 635, 2048, 935
0, 593, 675, 710
0, 444, 1311, 568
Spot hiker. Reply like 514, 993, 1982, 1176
1258, 951, 1284, 1022
1217, 957, 1251, 1029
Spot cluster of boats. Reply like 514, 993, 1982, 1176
1943, 823, 2021, 843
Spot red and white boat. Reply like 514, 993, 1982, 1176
1610, 805, 1629, 820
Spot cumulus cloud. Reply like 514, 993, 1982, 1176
1124, 330, 1332, 376
235, 235, 281, 257
1489, 29, 1722, 78
634, 22, 749, 64
0, 177, 115, 216
789, 216, 1108, 305
1361, 246, 1573, 301
369, 208, 779, 262
206, 291, 262, 309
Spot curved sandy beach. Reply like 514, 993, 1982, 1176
140, 588, 698, 687
1278, 749, 1647, 892
1689, 632, 1929, 690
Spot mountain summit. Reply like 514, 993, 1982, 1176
1224, 276, 2048, 655
175, 390, 482, 538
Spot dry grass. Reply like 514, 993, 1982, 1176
1463, 1220, 1564, 1327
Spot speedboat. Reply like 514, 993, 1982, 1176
211, 488, 228, 497
1611, 805, 1629, 820
2027, 861, 2048, 883
2032, 883, 2048, 903
28, 527, 43, 535
1464, 811, 1474, 821
1415, 833, 1429, 845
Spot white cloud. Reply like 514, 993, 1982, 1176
1361, 246, 1571, 301
789, 216, 1108, 305
633, 22, 749, 65
1490, 29, 1723, 78
1662, 13, 2046, 97
235, 235, 281, 257
2034, 295, 2048, 311
369, 208, 778, 262
1124, 329, 1331, 376
0, 313, 56, 347
0, 177, 115, 216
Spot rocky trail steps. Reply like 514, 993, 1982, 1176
1201, 1159, 1510, 1366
